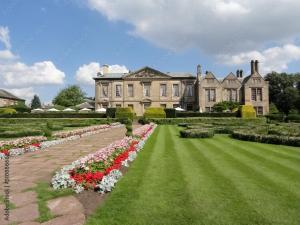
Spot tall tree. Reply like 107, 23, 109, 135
31, 95, 42, 109
53, 85, 86, 107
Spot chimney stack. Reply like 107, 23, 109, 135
197, 64, 202, 80
236, 69, 240, 78
255, 60, 259, 73
240, 69, 243, 78
102, 64, 109, 75
251, 60, 255, 74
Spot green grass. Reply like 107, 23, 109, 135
0, 195, 16, 209
27, 182, 74, 223
86, 125, 300, 225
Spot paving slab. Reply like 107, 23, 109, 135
47, 196, 84, 216
41, 213, 85, 225
10, 203, 39, 222
10, 191, 37, 208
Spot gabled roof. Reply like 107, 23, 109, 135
123, 66, 171, 78
76, 101, 95, 109
204, 71, 217, 79
166, 72, 195, 78
222, 72, 241, 84
0, 89, 24, 101
242, 72, 264, 84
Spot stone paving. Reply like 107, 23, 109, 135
0, 126, 126, 225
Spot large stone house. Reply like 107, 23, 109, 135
0, 89, 25, 107
94, 60, 269, 116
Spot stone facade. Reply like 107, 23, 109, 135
94, 60, 269, 116
0, 89, 25, 107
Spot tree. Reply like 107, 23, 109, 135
31, 95, 42, 109
275, 87, 298, 115
52, 85, 86, 107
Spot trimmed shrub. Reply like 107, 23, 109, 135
115, 107, 134, 120
176, 112, 237, 117
106, 108, 116, 118
0, 108, 17, 115
164, 108, 176, 118
43, 129, 52, 138
180, 129, 214, 138
239, 105, 256, 118
232, 131, 300, 147
0, 130, 43, 138
0, 113, 106, 118
144, 107, 166, 118
125, 123, 133, 136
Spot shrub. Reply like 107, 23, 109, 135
46, 121, 54, 130
0, 108, 17, 115
0, 130, 43, 138
269, 103, 279, 114
11, 102, 31, 113
180, 129, 214, 138
43, 129, 52, 138
212, 101, 240, 112
164, 108, 176, 118
144, 107, 166, 118
176, 112, 237, 117
0, 113, 106, 118
239, 105, 256, 118
115, 107, 134, 120
106, 108, 116, 118
125, 123, 133, 136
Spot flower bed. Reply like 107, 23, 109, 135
51, 123, 157, 194
0, 123, 122, 159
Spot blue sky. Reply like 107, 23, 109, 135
0, 0, 300, 103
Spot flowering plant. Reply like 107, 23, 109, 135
51, 123, 156, 194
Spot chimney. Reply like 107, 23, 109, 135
236, 69, 240, 78
255, 60, 259, 73
251, 60, 255, 74
197, 64, 202, 80
240, 69, 243, 78
102, 64, 109, 75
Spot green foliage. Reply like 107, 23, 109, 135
115, 107, 134, 120
125, 123, 133, 136
43, 129, 52, 138
180, 129, 214, 138
164, 108, 176, 118
0, 113, 106, 118
144, 107, 166, 118
11, 101, 30, 113
0, 130, 43, 138
212, 101, 240, 112
269, 103, 279, 114
0, 108, 17, 114
106, 108, 116, 118
176, 112, 237, 117
239, 105, 256, 118
31, 94, 42, 109
52, 85, 86, 107
46, 121, 54, 130
275, 87, 298, 115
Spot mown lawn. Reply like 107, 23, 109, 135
86, 125, 300, 225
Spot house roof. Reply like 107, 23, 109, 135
76, 101, 95, 109
0, 89, 24, 101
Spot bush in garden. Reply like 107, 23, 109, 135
46, 121, 54, 130
115, 107, 134, 120
0, 113, 107, 118
125, 123, 133, 136
212, 101, 240, 112
180, 129, 214, 138
43, 129, 52, 139
238, 105, 256, 118
144, 107, 166, 118
176, 112, 237, 117
106, 108, 116, 118
0, 130, 44, 138
0, 108, 17, 115
164, 108, 176, 118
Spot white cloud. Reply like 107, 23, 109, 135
218, 44, 300, 73
0, 26, 11, 49
0, 49, 18, 61
4, 87, 35, 102
76, 62, 128, 85
87, 0, 300, 54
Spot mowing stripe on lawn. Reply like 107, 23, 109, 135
195, 137, 300, 225
170, 126, 272, 225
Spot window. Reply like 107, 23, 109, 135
102, 103, 108, 109
116, 104, 121, 108
173, 104, 179, 108
116, 85, 122, 97
144, 102, 151, 109
254, 106, 263, 115
143, 83, 150, 97
226, 89, 237, 101
127, 84, 134, 97
160, 84, 167, 97
128, 104, 134, 110
186, 104, 193, 111
186, 84, 193, 97
102, 85, 108, 97
160, 104, 167, 108
172, 84, 179, 97
205, 89, 216, 102
251, 88, 262, 101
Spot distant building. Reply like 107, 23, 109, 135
0, 89, 25, 107
94, 60, 269, 116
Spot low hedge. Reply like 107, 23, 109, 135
0, 113, 107, 118
0, 130, 44, 138
106, 108, 116, 118
144, 107, 166, 118
232, 131, 300, 147
180, 129, 214, 138
239, 105, 256, 118
176, 112, 237, 117
0, 108, 17, 115
164, 108, 176, 118
115, 107, 134, 120
266, 114, 300, 123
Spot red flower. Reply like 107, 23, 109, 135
1, 149, 9, 156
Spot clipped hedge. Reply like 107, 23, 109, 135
164, 108, 176, 118
144, 107, 166, 118
176, 112, 237, 117
115, 107, 134, 120
0, 108, 17, 115
106, 108, 116, 118
180, 129, 214, 138
0, 113, 107, 118
232, 131, 300, 147
0, 130, 44, 138
239, 105, 256, 118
